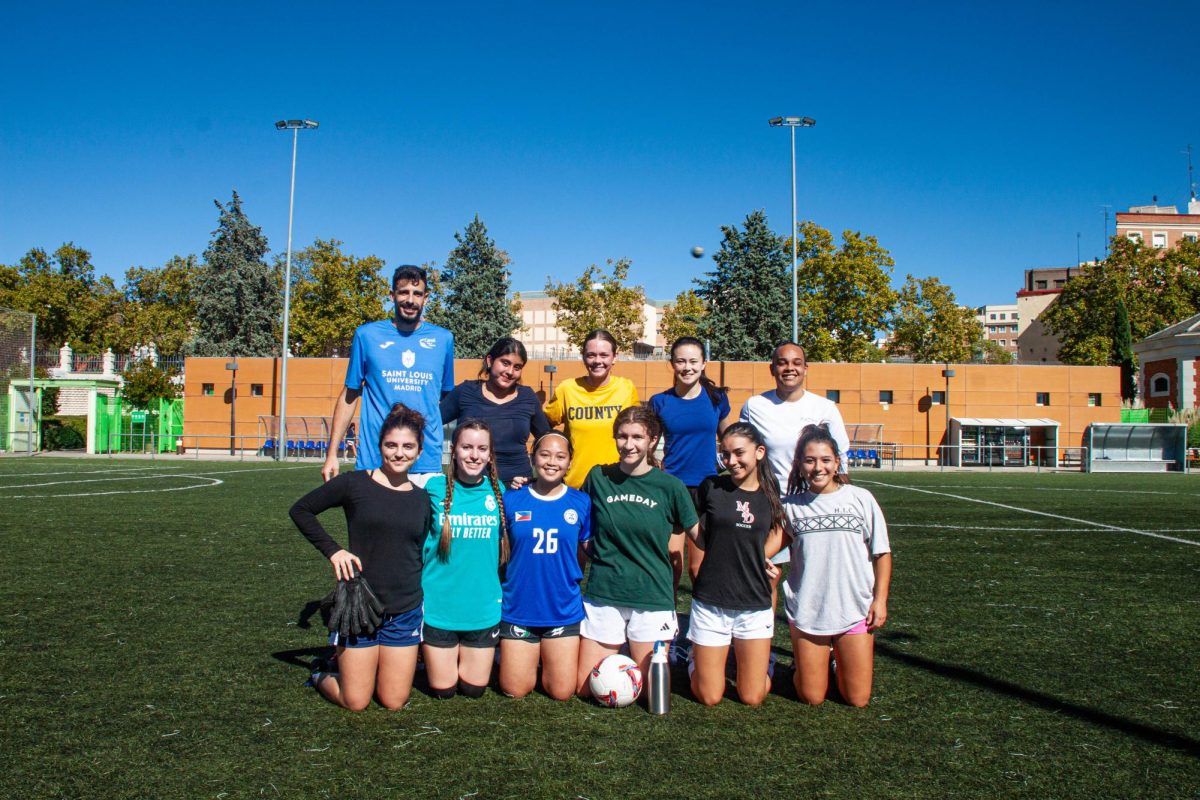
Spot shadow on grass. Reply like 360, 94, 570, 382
874, 638, 1200, 757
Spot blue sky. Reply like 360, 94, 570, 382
3, 1, 1198, 309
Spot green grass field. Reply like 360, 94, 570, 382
2, 458, 1198, 799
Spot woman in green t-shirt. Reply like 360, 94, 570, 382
576, 404, 698, 697
422, 420, 509, 699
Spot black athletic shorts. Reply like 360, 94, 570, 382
499, 621, 581, 642
422, 622, 500, 649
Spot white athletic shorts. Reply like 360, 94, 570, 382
687, 598, 775, 646
581, 600, 677, 645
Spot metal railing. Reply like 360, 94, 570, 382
834, 444, 1090, 472
92, 432, 455, 467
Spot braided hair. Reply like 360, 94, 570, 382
437, 420, 510, 564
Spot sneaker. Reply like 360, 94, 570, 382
767, 651, 778, 679
670, 638, 691, 667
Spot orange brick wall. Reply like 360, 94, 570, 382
184, 357, 1120, 451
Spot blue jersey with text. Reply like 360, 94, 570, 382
501, 485, 592, 627
344, 319, 455, 473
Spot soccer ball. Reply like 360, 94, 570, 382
691, 246, 704, 258
589, 654, 643, 708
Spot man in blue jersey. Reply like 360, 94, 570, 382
322, 265, 455, 484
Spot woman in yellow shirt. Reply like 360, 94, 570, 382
543, 330, 639, 488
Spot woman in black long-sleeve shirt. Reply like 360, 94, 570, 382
289, 404, 430, 711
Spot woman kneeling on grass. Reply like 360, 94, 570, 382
575, 404, 698, 696
783, 424, 892, 707
498, 432, 591, 700
687, 422, 789, 706
421, 420, 508, 699
289, 404, 431, 711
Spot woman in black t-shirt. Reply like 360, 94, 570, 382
289, 404, 431, 711
687, 422, 789, 706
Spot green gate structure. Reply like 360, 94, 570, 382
94, 395, 184, 454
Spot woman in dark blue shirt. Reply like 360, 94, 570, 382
440, 337, 551, 484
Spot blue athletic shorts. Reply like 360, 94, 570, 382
329, 606, 423, 649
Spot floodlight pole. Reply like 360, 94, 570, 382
275, 119, 319, 459
769, 116, 816, 343
28, 312, 36, 456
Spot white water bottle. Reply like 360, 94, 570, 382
648, 640, 670, 715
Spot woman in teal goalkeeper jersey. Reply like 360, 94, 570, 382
421, 420, 509, 699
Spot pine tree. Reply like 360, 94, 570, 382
436, 216, 521, 358
192, 192, 280, 357
695, 210, 791, 361
1112, 298, 1136, 402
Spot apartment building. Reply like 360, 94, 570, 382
975, 303, 1020, 356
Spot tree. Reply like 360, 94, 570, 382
886, 275, 981, 363
111, 255, 201, 356
1112, 297, 1137, 402
1042, 236, 1200, 365
694, 210, 791, 361
976, 338, 1015, 365
287, 240, 389, 356
659, 289, 707, 345
433, 217, 521, 357
545, 258, 646, 351
0, 243, 122, 351
792, 223, 898, 362
121, 359, 179, 409
192, 192, 280, 357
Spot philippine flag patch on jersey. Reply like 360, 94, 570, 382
514, 511, 532, 522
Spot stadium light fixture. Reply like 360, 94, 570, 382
768, 115, 816, 342
275, 118, 319, 459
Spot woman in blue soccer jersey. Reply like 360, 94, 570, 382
649, 336, 736, 581
440, 337, 552, 485
289, 404, 431, 711
421, 420, 509, 699
498, 431, 592, 700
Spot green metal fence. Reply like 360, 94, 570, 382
94, 396, 184, 453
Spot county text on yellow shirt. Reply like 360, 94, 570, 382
543, 377, 639, 488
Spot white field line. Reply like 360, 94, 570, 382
178, 466, 312, 477
0, 466, 184, 480
890, 523, 1200, 533
859, 480, 1200, 547
0, 476, 224, 498
0, 465, 309, 499
895, 483, 1182, 496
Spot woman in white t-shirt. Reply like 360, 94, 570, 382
782, 424, 892, 707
